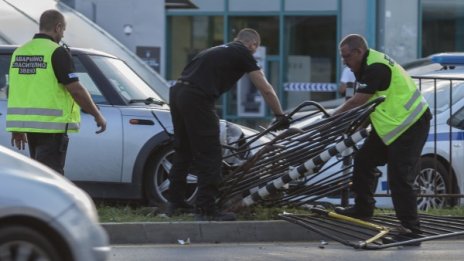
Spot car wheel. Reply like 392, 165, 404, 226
0, 225, 64, 261
415, 157, 455, 211
144, 144, 198, 207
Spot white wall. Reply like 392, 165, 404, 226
378, 0, 419, 63
340, 0, 369, 38
74, 0, 166, 75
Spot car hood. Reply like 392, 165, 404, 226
0, 146, 95, 219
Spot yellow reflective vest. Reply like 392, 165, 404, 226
367, 49, 428, 145
6, 38, 80, 133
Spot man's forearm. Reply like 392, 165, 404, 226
65, 82, 102, 118
262, 92, 284, 115
71, 89, 102, 118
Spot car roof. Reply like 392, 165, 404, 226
418, 70, 464, 78
0, 45, 117, 58
407, 53, 464, 78
430, 52, 464, 66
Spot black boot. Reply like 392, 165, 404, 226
195, 206, 236, 221
166, 201, 195, 217
334, 205, 373, 219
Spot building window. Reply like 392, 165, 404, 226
229, 16, 280, 55
225, 16, 279, 123
422, 1, 464, 56
168, 16, 224, 80
285, 16, 337, 109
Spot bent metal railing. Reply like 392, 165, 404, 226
279, 207, 464, 250
218, 97, 384, 210
220, 75, 464, 210
215, 75, 464, 249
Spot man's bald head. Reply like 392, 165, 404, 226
39, 9, 65, 32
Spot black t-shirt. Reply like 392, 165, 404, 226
355, 50, 392, 94
179, 41, 260, 98
33, 34, 79, 85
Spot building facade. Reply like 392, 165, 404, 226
66, 0, 464, 124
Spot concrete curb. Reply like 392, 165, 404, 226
102, 220, 464, 245
102, 220, 319, 244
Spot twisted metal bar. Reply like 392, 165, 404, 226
218, 97, 385, 209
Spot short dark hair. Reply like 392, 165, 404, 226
39, 9, 65, 32
339, 34, 368, 51
235, 28, 261, 46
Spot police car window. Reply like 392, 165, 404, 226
449, 106, 464, 130
0, 55, 10, 99
72, 56, 107, 104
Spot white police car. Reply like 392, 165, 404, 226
408, 53, 464, 210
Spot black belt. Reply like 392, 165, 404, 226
177, 80, 193, 85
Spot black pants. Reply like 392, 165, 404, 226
168, 83, 222, 211
352, 110, 431, 231
27, 132, 69, 175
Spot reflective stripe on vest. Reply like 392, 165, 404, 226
6, 121, 79, 131
382, 96, 427, 144
404, 89, 422, 111
8, 107, 63, 117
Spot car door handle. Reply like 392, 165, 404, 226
129, 119, 154, 125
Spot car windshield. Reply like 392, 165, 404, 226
419, 79, 464, 114
89, 55, 165, 103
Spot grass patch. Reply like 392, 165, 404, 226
97, 202, 315, 223
97, 203, 194, 222
97, 201, 464, 223
421, 207, 464, 216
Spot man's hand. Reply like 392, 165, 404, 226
11, 132, 27, 150
94, 114, 107, 134
271, 114, 291, 131
65, 81, 107, 134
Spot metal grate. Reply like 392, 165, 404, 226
280, 208, 464, 249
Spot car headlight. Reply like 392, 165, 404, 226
221, 121, 271, 166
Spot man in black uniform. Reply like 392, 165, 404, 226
333, 34, 431, 244
168, 28, 289, 221
7, 9, 106, 174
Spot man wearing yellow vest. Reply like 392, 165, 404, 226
332, 34, 431, 243
7, 9, 106, 175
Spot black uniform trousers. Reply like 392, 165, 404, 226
352, 110, 431, 231
27, 132, 69, 175
168, 83, 223, 211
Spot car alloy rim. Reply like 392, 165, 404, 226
415, 167, 447, 211
0, 241, 50, 261
154, 149, 198, 203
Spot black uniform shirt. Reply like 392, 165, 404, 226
354, 50, 392, 94
33, 33, 79, 85
179, 41, 260, 99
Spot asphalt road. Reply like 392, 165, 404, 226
109, 240, 464, 261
